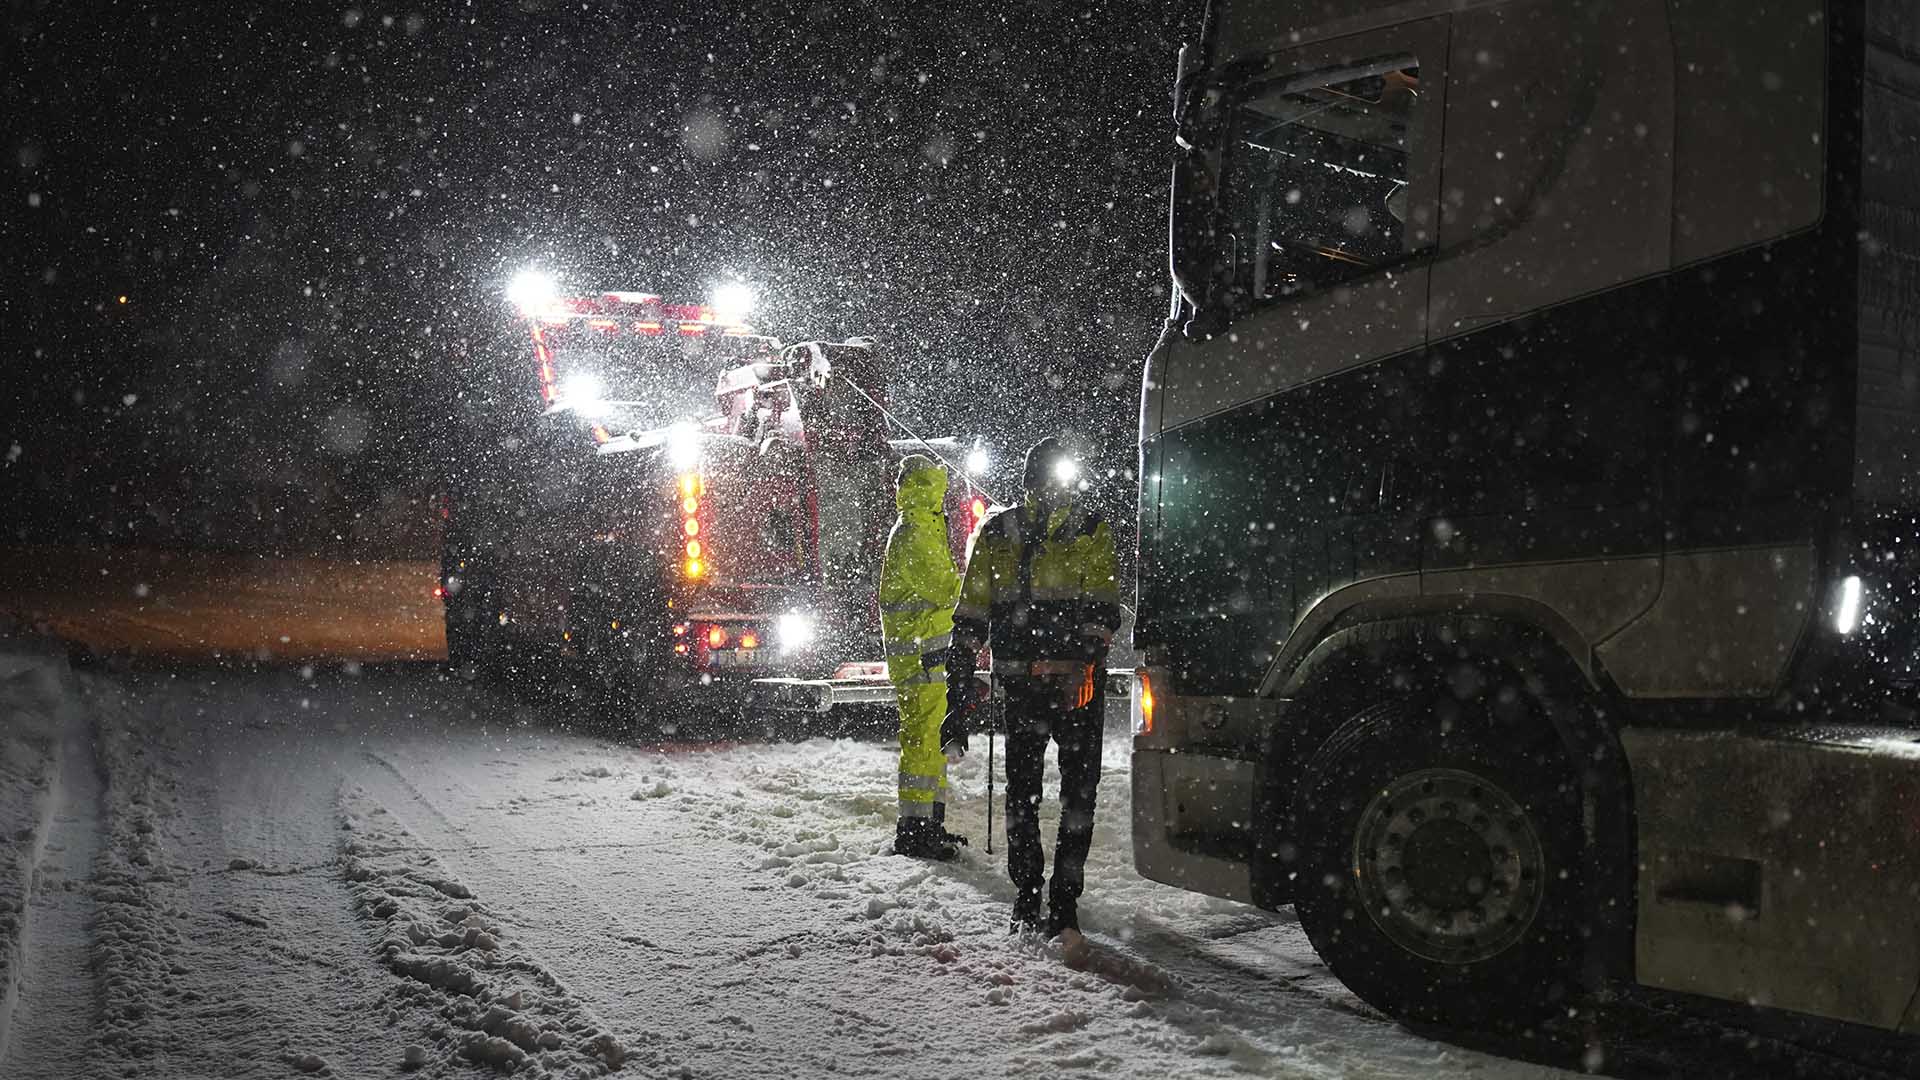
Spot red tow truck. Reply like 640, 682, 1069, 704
439, 281, 988, 720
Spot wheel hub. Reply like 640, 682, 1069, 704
1352, 767, 1545, 964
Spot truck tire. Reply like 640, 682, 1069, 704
569, 589, 670, 732
1291, 692, 1586, 1033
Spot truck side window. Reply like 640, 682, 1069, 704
1218, 57, 1428, 310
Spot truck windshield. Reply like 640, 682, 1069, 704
1218, 57, 1422, 305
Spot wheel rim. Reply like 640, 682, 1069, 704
1351, 767, 1546, 965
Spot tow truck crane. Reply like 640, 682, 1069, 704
439, 280, 990, 720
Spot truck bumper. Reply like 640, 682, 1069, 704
750, 666, 1137, 717
748, 673, 897, 713
1130, 746, 1258, 906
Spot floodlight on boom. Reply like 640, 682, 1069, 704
711, 281, 755, 325
507, 268, 560, 314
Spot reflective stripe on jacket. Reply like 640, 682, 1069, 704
953, 494, 1121, 663
879, 462, 960, 685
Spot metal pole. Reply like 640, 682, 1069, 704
986, 669, 996, 856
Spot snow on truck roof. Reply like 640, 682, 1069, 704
521, 292, 756, 337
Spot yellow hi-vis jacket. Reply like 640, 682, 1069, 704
952, 493, 1121, 677
879, 462, 960, 687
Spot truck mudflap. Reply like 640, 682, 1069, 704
750, 665, 1133, 715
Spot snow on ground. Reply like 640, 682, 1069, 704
0, 661, 1581, 1079
0, 636, 96, 1069
0, 641, 67, 1060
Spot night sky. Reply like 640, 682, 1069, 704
4, 0, 1190, 553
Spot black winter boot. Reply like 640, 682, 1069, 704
932, 802, 969, 849
894, 817, 959, 862
1010, 890, 1043, 933
1045, 900, 1079, 938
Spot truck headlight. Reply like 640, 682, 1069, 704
777, 610, 816, 653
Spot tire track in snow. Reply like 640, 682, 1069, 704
338, 781, 643, 1076
0, 652, 97, 1077
349, 746, 962, 1079
78, 670, 430, 1077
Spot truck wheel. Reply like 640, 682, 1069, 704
1291, 694, 1585, 1033
569, 592, 669, 733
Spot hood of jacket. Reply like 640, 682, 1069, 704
896, 456, 949, 515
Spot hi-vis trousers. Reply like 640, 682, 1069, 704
895, 663, 950, 820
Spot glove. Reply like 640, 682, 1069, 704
944, 666, 973, 731
1061, 663, 1097, 710
940, 707, 970, 760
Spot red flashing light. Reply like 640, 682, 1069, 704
707, 625, 728, 648
674, 642, 689, 655
433, 585, 445, 599
673, 623, 689, 637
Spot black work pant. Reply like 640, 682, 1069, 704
1002, 676, 1104, 915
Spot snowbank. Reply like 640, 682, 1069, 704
0, 636, 77, 1062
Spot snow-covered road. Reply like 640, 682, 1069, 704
1, 660, 1584, 1079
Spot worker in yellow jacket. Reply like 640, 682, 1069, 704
880, 456, 969, 860
944, 437, 1120, 934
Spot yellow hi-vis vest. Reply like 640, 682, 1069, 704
953, 494, 1120, 671
878, 462, 960, 687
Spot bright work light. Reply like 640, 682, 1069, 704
711, 282, 755, 324
507, 268, 559, 313
559, 372, 604, 406
666, 421, 702, 471
777, 610, 816, 653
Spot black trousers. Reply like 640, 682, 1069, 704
1002, 676, 1104, 914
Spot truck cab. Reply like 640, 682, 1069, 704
1133, 0, 1920, 1042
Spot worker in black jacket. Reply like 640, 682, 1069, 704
942, 437, 1121, 935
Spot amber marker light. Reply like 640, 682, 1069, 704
1134, 669, 1156, 735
